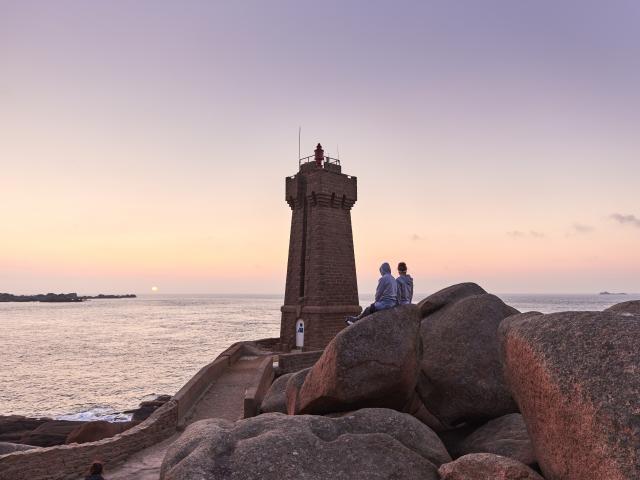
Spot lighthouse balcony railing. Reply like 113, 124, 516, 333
299, 155, 341, 167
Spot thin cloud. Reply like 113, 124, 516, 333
610, 213, 640, 228
507, 230, 545, 239
572, 223, 594, 234
411, 234, 422, 241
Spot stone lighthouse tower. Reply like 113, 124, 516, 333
280, 143, 361, 350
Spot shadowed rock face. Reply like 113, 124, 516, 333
416, 293, 519, 429
457, 414, 536, 467
499, 311, 640, 480
439, 453, 544, 480
260, 372, 293, 414
605, 300, 640, 316
295, 305, 422, 415
285, 368, 311, 415
160, 409, 450, 480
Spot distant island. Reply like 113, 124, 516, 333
599, 291, 627, 295
0, 293, 137, 303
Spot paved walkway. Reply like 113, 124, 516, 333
104, 355, 266, 480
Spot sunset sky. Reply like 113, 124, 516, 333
1, 0, 639, 295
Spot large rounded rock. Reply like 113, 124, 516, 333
296, 305, 422, 415
439, 453, 544, 480
260, 373, 294, 414
161, 409, 450, 480
499, 311, 640, 480
457, 414, 536, 466
416, 293, 519, 429
605, 300, 640, 316
417, 282, 487, 317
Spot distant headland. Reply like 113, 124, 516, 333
599, 291, 627, 295
0, 293, 137, 303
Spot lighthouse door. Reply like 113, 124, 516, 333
295, 319, 305, 348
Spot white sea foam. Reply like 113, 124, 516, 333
55, 406, 132, 422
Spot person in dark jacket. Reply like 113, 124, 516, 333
346, 262, 397, 325
85, 461, 105, 480
396, 262, 414, 305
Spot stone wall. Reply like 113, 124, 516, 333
0, 400, 178, 480
243, 356, 275, 418
278, 349, 324, 374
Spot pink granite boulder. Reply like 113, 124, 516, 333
416, 292, 519, 429
161, 408, 450, 480
417, 282, 487, 317
285, 368, 311, 415
457, 414, 536, 467
499, 311, 640, 480
295, 304, 421, 415
439, 453, 544, 480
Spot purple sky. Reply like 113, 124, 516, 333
1, 1, 639, 294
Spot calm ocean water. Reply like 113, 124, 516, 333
0, 292, 638, 420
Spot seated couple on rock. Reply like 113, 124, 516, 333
346, 262, 413, 325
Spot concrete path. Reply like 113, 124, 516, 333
104, 355, 266, 480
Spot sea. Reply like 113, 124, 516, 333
1, 292, 638, 421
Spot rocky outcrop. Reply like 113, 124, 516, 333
417, 282, 487, 317
416, 292, 519, 429
19, 420, 85, 447
66, 420, 134, 444
0, 416, 48, 443
605, 300, 640, 316
285, 368, 311, 415
499, 311, 640, 480
160, 409, 450, 480
456, 414, 536, 466
0, 292, 83, 302
439, 453, 544, 480
260, 373, 293, 414
0, 442, 39, 455
127, 394, 172, 422
295, 305, 421, 415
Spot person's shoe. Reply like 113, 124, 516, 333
345, 316, 358, 326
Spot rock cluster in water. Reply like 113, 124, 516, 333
160, 283, 640, 480
0, 292, 136, 302
0, 394, 171, 448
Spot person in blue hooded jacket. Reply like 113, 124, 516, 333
346, 262, 397, 325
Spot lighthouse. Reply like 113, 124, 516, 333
280, 143, 361, 350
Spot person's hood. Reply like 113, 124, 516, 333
379, 262, 391, 275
